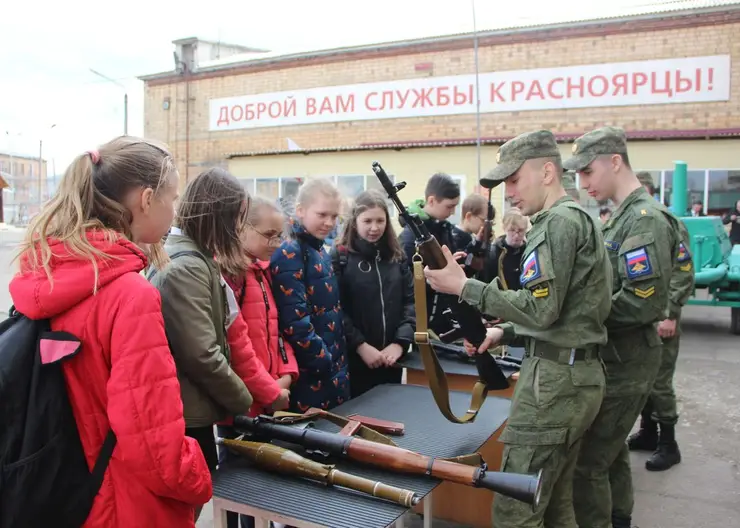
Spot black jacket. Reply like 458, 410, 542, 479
485, 235, 525, 289
332, 239, 416, 397
722, 208, 740, 245
398, 217, 464, 334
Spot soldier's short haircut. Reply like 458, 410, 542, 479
462, 194, 487, 218
425, 173, 460, 200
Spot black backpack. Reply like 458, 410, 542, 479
0, 307, 116, 528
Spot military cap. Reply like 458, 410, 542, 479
481, 130, 561, 188
563, 126, 628, 171
636, 171, 654, 187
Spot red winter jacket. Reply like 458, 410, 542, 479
9, 231, 212, 528
226, 260, 299, 416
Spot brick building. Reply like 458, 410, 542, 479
0, 153, 49, 224
140, 1, 740, 223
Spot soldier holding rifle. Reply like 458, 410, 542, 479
424, 130, 612, 528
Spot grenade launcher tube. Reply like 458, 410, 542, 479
234, 415, 541, 508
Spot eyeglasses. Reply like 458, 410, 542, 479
248, 224, 283, 246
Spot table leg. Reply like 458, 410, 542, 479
212, 499, 228, 528
423, 494, 433, 528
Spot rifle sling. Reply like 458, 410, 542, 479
412, 258, 488, 424
272, 410, 399, 446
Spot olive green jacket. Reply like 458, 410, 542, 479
149, 231, 253, 427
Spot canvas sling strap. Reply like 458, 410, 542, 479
271, 408, 483, 467
412, 256, 488, 424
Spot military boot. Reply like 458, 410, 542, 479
646, 422, 681, 471
612, 512, 638, 528
627, 404, 658, 451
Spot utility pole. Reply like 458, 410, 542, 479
90, 68, 128, 135
38, 124, 56, 209
472, 0, 482, 184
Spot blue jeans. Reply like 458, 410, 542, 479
217, 426, 256, 528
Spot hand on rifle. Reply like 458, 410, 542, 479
381, 343, 404, 366
463, 327, 504, 356
271, 389, 291, 411
357, 343, 386, 369
423, 245, 469, 296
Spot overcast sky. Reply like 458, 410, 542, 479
0, 0, 729, 172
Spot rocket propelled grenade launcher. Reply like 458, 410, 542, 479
233, 415, 542, 508
217, 438, 420, 508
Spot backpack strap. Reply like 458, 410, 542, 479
332, 245, 349, 277
89, 429, 117, 500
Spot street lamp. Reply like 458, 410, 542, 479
89, 68, 128, 136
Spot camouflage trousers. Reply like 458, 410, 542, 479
650, 315, 681, 425
573, 329, 662, 528
493, 354, 605, 528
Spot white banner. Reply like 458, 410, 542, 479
209, 55, 731, 131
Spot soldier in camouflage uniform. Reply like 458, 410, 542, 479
564, 127, 676, 528
624, 172, 695, 472
424, 130, 612, 528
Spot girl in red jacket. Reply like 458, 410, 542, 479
9, 136, 212, 527
225, 195, 299, 414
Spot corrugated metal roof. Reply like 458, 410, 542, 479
142, 0, 740, 80
225, 128, 740, 158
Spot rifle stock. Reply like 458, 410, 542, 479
218, 437, 420, 507
234, 415, 542, 508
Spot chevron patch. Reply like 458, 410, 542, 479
634, 286, 655, 299
680, 262, 692, 272
532, 287, 549, 298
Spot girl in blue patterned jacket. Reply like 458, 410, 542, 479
270, 178, 350, 411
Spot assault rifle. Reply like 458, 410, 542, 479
218, 438, 420, 507
428, 339, 522, 371
465, 188, 496, 274
233, 415, 542, 507
372, 161, 509, 424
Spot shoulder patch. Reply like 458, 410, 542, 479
625, 247, 652, 279
605, 240, 621, 252
520, 249, 542, 286
677, 242, 691, 263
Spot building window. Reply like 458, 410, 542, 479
708, 170, 740, 214
663, 170, 706, 212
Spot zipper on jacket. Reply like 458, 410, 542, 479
375, 251, 387, 346
255, 271, 273, 373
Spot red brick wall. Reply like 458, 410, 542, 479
143, 16, 740, 184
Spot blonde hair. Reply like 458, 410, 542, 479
502, 208, 528, 231
16, 135, 175, 290
247, 195, 282, 225
296, 177, 341, 207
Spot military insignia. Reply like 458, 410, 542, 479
680, 262, 692, 272
520, 249, 542, 286
634, 286, 655, 299
572, 143, 578, 154
625, 247, 652, 279
496, 151, 501, 163
677, 242, 691, 263
640, 209, 647, 215
604, 240, 621, 252
532, 286, 549, 298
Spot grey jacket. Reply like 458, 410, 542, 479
149, 232, 253, 427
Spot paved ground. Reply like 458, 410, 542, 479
1, 235, 738, 528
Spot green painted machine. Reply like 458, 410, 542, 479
672, 162, 740, 333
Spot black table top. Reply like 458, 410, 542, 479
213, 384, 511, 528
398, 345, 525, 378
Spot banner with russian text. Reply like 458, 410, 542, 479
209, 55, 731, 131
